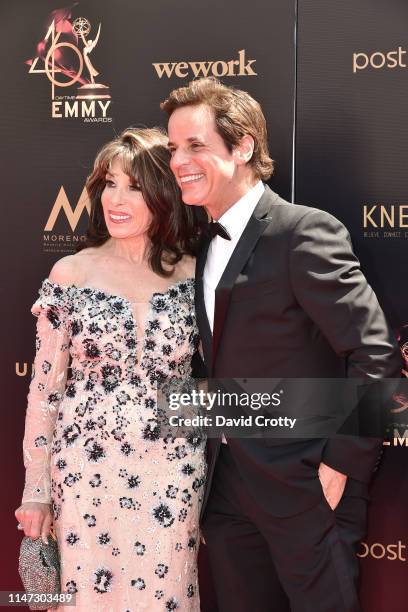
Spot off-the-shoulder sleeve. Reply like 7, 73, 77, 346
21, 281, 71, 504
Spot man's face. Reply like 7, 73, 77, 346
168, 104, 239, 212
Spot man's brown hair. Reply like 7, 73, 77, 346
161, 77, 274, 181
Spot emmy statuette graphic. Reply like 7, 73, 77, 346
73, 17, 110, 100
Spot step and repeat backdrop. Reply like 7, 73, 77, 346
296, 2, 408, 612
0, 0, 406, 610
0, 1, 295, 610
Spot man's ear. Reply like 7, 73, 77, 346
233, 135, 255, 165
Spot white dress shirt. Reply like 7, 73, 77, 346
203, 181, 265, 444
203, 180, 265, 330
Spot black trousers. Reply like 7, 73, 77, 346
201, 445, 368, 612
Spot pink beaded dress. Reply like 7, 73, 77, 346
21, 277, 206, 611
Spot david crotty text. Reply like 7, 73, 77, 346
168, 414, 297, 429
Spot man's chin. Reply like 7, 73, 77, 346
181, 197, 205, 207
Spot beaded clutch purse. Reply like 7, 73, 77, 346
18, 531, 60, 611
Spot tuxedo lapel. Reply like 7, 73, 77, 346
212, 187, 278, 365
195, 235, 213, 370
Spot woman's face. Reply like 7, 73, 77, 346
101, 158, 152, 239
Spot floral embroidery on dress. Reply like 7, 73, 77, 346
22, 277, 206, 611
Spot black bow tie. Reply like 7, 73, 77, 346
207, 221, 231, 241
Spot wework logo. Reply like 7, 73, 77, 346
153, 49, 257, 79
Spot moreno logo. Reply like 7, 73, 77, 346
153, 49, 257, 79
45, 186, 91, 232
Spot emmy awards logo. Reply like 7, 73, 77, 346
27, 8, 112, 119
72, 17, 110, 100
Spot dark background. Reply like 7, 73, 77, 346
1, 0, 407, 610
0, 0, 295, 608
296, 3, 408, 610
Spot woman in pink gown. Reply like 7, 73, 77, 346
15, 128, 206, 611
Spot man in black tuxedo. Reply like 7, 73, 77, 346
161, 78, 402, 612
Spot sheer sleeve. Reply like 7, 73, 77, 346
21, 281, 71, 504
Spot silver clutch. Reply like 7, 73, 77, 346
18, 533, 60, 610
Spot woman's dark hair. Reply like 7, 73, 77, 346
79, 127, 202, 276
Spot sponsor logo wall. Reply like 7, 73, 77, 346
0, 0, 294, 607
2, 0, 405, 608
296, 2, 408, 611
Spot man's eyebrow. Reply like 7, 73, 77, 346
168, 136, 203, 148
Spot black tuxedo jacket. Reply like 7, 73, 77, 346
196, 186, 402, 518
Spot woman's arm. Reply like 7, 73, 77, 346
15, 277, 71, 540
